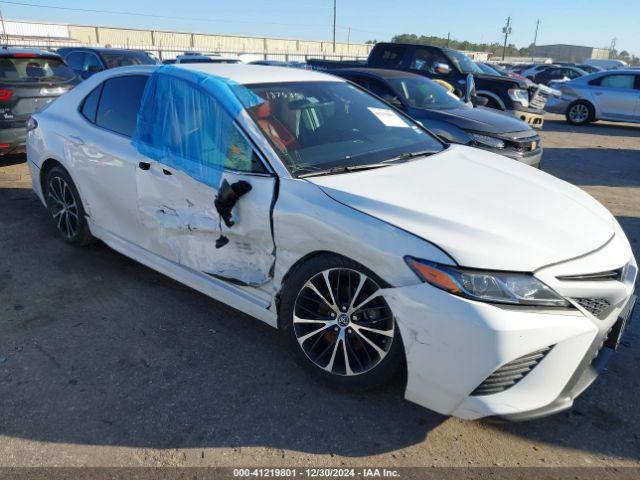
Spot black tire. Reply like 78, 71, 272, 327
279, 253, 404, 389
44, 166, 95, 246
566, 100, 594, 126
480, 95, 501, 110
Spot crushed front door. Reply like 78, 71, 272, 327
135, 156, 276, 286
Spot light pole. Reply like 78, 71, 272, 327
332, 0, 337, 53
531, 19, 540, 61
502, 16, 512, 61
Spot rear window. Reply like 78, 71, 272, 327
95, 75, 148, 137
100, 51, 156, 69
369, 45, 406, 69
0, 56, 76, 84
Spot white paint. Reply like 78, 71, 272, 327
28, 65, 637, 420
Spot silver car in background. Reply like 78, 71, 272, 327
546, 69, 640, 126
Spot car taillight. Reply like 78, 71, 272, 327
0, 88, 14, 102
26, 116, 38, 131
13, 53, 37, 58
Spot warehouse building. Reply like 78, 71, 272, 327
0, 19, 373, 61
532, 44, 610, 63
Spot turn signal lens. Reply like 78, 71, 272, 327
405, 258, 461, 294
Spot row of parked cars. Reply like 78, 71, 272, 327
495, 61, 640, 126
0, 44, 545, 169
24, 51, 636, 421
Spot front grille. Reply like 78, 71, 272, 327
574, 298, 612, 319
557, 266, 625, 282
471, 346, 552, 396
529, 88, 548, 110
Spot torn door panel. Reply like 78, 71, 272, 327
136, 166, 275, 286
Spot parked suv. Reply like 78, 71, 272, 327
57, 47, 157, 79
0, 48, 78, 155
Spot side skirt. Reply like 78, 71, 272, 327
89, 221, 279, 328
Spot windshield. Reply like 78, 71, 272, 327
445, 49, 484, 75
100, 51, 157, 68
246, 81, 442, 177
476, 63, 502, 76
388, 77, 465, 110
0, 56, 76, 84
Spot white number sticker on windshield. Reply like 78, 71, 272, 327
367, 107, 410, 128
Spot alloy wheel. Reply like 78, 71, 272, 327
47, 176, 79, 239
293, 268, 395, 376
569, 104, 589, 123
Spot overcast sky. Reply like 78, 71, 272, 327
3, 0, 638, 56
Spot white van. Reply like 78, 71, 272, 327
583, 59, 629, 70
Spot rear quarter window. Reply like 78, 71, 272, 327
95, 75, 148, 137
80, 84, 102, 123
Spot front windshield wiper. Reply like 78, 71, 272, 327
297, 162, 392, 178
297, 149, 436, 179
381, 149, 437, 164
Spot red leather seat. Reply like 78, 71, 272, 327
255, 101, 298, 153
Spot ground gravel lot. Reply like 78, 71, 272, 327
0, 114, 639, 468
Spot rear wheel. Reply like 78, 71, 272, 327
280, 254, 403, 389
566, 101, 594, 126
44, 166, 94, 246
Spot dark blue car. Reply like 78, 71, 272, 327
57, 47, 158, 80
332, 68, 542, 168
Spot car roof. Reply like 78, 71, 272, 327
58, 47, 149, 54
329, 67, 421, 80
175, 63, 338, 84
0, 47, 60, 57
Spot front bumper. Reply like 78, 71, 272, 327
490, 147, 542, 168
509, 107, 545, 129
383, 230, 636, 420
0, 125, 27, 155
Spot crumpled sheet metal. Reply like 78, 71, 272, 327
132, 65, 264, 189
136, 169, 274, 287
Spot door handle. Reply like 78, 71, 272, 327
138, 161, 151, 171
68, 135, 84, 145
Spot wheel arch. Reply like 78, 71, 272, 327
475, 90, 506, 110
274, 250, 378, 326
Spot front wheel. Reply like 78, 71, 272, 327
279, 254, 404, 389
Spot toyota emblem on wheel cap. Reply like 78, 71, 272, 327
337, 313, 350, 327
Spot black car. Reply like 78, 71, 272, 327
0, 48, 78, 155
332, 68, 542, 168
533, 66, 588, 85
57, 47, 157, 80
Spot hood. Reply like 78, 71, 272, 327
308, 145, 615, 272
475, 72, 526, 89
414, 105, 531, 135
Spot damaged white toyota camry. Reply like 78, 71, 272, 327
27, 64, 636, 420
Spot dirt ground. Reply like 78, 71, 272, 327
0, 114, 639, 469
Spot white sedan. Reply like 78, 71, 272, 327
26, 64, 636, 420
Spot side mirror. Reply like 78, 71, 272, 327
433, 62, 451, 75
465, 73, 476, 103
384, 95, 404, 110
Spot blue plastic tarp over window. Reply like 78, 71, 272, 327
132, 65, 264, 189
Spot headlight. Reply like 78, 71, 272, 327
405, 257, 569, 307
469, 132, 505, 149
507, 88, 530, 108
